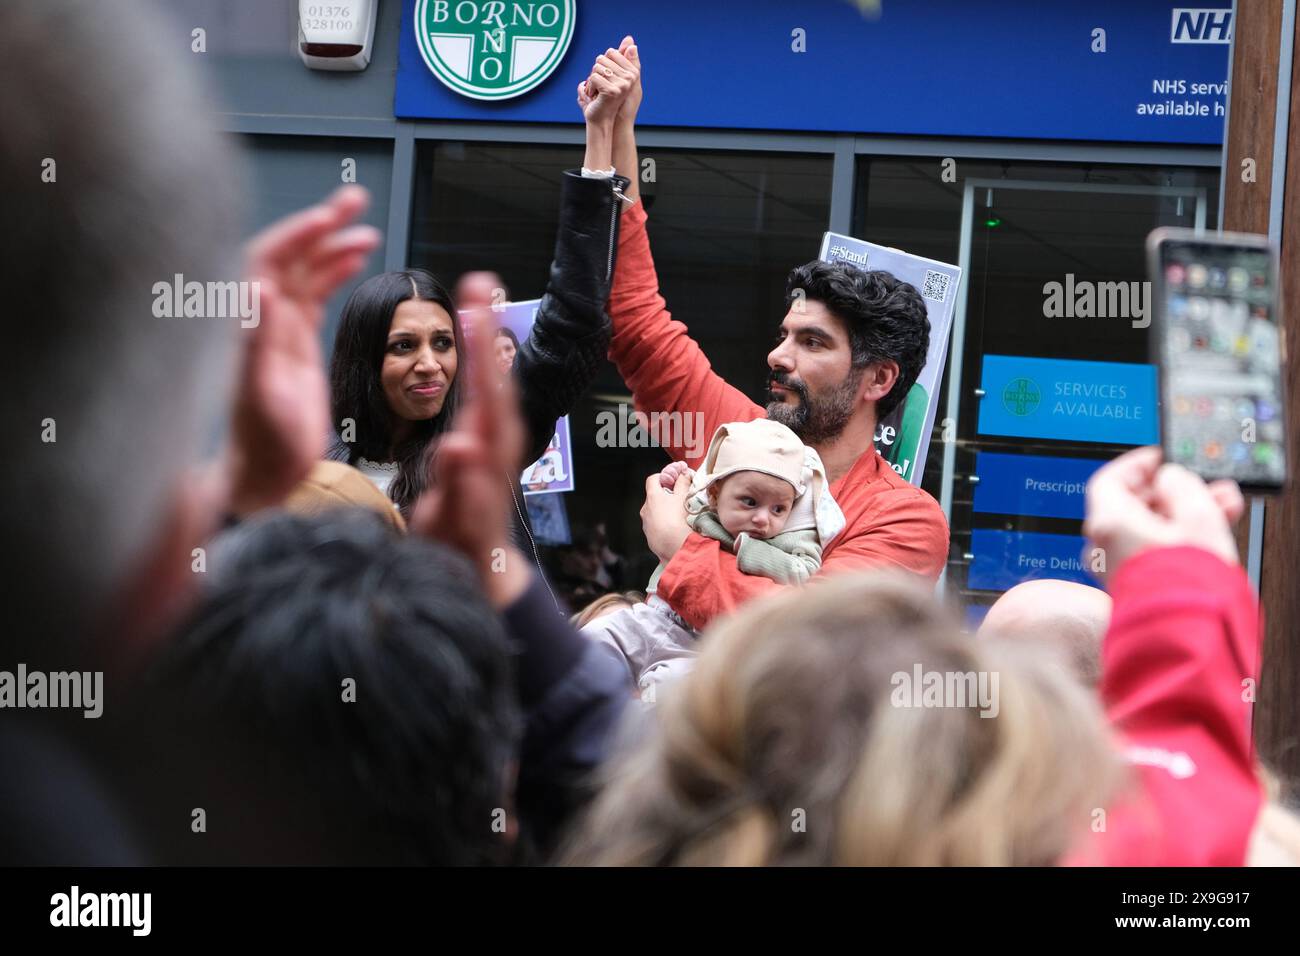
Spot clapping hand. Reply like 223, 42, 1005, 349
409, 284, 531, 608
230, 186, 382, 515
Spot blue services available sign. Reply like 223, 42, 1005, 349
972, 452, 1104, 520
977, 355, 1158, 446
396, 1, 1231, 144
968, 529, 1099, 591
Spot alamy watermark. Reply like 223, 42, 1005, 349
0, 664, 103, 718
152, 274, 260, 328
890, 663, 1000, 718
595, 403, 706, 460
50, 886, 150, 936
1043, 275, 1150, 329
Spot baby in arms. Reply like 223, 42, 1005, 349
582, 419, 844, 701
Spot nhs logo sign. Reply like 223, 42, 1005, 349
1171, 8, 1233, 44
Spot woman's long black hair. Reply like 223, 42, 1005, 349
327, 269, 463, 515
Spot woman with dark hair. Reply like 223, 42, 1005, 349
327, 269, 462, 508
494, 326, 520, 377
326, 57, 637, 524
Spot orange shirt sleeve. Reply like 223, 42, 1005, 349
607, 202, 762, 466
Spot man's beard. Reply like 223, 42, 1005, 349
765, 367, 864, 444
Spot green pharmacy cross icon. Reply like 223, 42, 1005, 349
1002, 377, 1041, 416
414, 0, 576, 101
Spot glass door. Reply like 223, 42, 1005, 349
939, 179, 1207, 620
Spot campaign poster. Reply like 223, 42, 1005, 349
462, 298, 575, 495
819, 233, 962, 485
521, 415, 574, 496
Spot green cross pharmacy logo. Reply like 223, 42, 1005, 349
1002, 377, 1041, 416
414, 1, 576, 101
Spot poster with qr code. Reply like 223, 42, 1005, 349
819, 232, 962, 485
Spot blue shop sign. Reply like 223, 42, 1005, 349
968, 529, 1100, 591
396, 0, 1230, 144
977, 355, 1158, 446
973, 452, 1105, 520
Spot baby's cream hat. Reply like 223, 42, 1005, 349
687, 419, 807, 501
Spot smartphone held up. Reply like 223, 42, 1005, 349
1148, 228, 1289, 493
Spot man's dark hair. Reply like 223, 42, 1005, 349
119, 510, 521, 865
783, 261, 930, 419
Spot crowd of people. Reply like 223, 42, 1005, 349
2, 0, 1297, 868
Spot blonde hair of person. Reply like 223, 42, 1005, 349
570, 591, 646, 630
563, 572, 1122, 866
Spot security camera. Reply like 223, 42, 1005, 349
298, 0, 378, 71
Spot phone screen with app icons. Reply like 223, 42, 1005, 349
1149, 229, 1288, 492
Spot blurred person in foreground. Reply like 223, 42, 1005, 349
118, 309, 629, 862
1070, 448, 1296, 866
563, 447, 1299, 866
565, 573, 1118, 865
0, 0, 379, 863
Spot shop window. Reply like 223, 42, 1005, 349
854, 157, 1221, 616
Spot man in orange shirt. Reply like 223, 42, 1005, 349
586, 39, 950, 631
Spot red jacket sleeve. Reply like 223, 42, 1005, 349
607, 202, 762, 467
1069, 546, 1263, 866
658, 483, 949, 631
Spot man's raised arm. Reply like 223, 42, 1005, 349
594, 39, 760, 465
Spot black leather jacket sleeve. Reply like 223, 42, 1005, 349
514, 169, 631, 467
